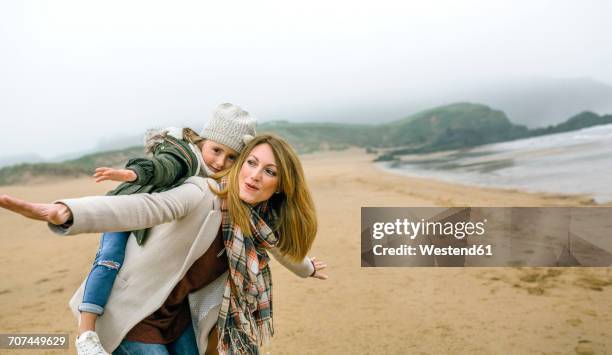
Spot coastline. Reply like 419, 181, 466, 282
302, 148, 603, 207
375, 159, 605, 207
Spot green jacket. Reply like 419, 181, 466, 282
106, 130, 205, 245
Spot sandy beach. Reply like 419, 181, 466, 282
1, 148, 611, 354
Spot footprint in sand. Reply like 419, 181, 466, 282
574, 275, 612, 291
35, 277, 50, 284
574, 339, 604, 355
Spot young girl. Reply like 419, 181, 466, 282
77, 103, 257, 354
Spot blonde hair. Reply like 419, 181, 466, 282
214, 134, 317, 261
183, 127, 205, 149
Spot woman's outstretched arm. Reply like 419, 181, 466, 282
0, 177, 214, 236
0, 195, 72, 225
309, 257, 328, 280
269, 249, 328, 280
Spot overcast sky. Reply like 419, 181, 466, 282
1, 0, 611, 159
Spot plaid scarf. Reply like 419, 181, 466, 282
217, 177, 278, 355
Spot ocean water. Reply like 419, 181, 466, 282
380, 123, 612, 203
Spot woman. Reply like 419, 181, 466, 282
0, 134, 327, 355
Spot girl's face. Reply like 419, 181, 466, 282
238, 143, 280, 205
200, 140, 239, 173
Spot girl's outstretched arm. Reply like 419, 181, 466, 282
93, 152, 186, 187
93, 167, 137, 183
123, 154, 187, 187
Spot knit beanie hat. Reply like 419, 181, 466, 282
200, 103, 257, 153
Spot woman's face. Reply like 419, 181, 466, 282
238, 143, 279, 205
200, 140, 239, 173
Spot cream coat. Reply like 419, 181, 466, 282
49, 177, 314, 353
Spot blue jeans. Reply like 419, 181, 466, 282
79, 232, 130, 315
113, 323, 199, 355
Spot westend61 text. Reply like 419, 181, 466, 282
372, 244, 493, 256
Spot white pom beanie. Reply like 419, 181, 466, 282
200, 103, 257, 153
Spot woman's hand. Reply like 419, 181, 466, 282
310, 256, 328, 280
94, 167, 137, 183
0, 195, 72, 225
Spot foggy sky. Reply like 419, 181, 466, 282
1, 0, 611, 159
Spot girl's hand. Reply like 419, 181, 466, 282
0, 195, 72, 225
310, 256, 328, 280
94, 167, 137, 183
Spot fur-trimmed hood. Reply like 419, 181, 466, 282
142, 126, 209, 177
143, 127, 184, 154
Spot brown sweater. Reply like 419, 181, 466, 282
125, 229, 228, 344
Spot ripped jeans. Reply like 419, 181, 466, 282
79, 232, 130, 315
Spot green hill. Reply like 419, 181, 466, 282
382, 103, 528, 149
257, 103, 530, 152
255, 104, 612, 159
529, 111, 612, 137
